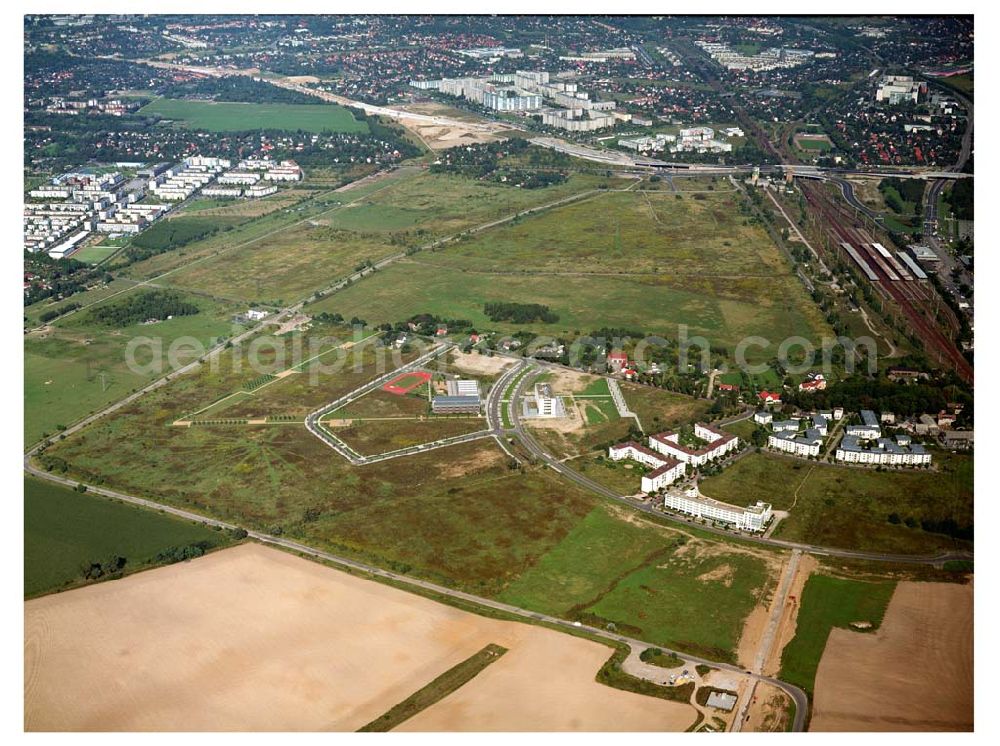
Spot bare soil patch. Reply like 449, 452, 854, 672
744, 682, 792, 732
405, 122, 501, 150
24, 544, 697, 732
811, 580, 973, 732
446, 350, 514, 377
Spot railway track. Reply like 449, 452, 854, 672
801, 183, 972, 381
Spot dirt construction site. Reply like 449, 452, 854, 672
811, 580, 973, 732
24, 544, 698, 732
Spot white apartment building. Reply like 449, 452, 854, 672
845, 409, 881, 439
771, 419, 799, 433
218, 171, 260, 185
835, 434, 932, 466
246, 183, 278, 198
648, 422, 739, 467
753, 411, 773, 426
663, 489, 773, 532
768, 428, 823, 457
203, 186, 244, 198
532, 383, 566, 418
608, 441, 686, 493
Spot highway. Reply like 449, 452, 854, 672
22, 451, 808, 732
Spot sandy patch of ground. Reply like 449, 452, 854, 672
743, 682, 792, 732
697, 563, 734, 586
446, 350, 514, 376
811, 580, 973, 732
544, 368, 600, 395
525, 406, 584, 434
399, 630, 691, 732
736, 605, 770, 669
273, 314, 311, 336
405, 122, 501, 150
763, 553, 817, 676
25, 544, 697, 732
285, 75, 320, 84
847, 177, 887, 209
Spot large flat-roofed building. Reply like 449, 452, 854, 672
431, 395, 481, 414
663, 489, 772, 532
648, 422, 739, 467
445, 379, 480, 398
608, 441, 686, 493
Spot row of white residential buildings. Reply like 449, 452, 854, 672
148, 157, 230, 201
24, 170, 168, 256
695, 40, 820, 72
664, 489, 773, 532
609, 422, 771, 532
412, 69, 626, 131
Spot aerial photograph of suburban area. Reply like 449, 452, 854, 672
19, 5, 979, 736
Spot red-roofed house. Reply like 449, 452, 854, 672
607, 351, 628, 373
758, 390, 782, 405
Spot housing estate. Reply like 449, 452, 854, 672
608, 441, 686, 492
648, 422, 739, 467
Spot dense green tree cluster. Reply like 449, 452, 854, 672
89, 290, 200, 327
483, 301, 559, 324
159, 76, 322, 105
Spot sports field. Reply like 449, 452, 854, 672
24, 476, 230, 598
139, 98, 369, 134
699, 452, 973, 554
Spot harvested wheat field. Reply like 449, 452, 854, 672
811, 580, 973, 732
25, 543, 696, 732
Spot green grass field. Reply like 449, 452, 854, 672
154, 170, 609, 306
71, 243, 120, 265
24, 291, 239, 446
310, 187, 829, 362
498, 505, 776, 662
620, 383, 711, 433
699, 452, 972, 554
139, 98, 369, 134
779, 574, 896, 696
330, 416, 486, 456
24, 476, 232, 598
